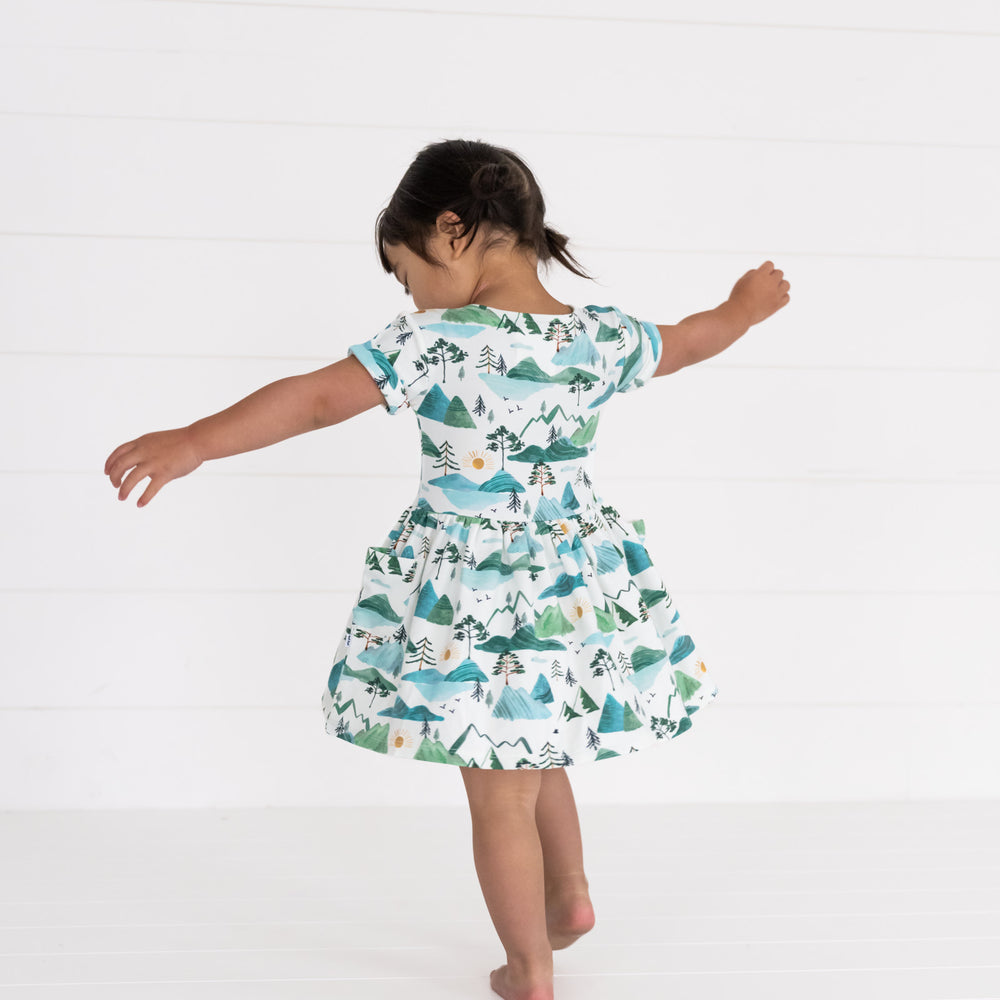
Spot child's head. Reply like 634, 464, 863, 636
375, 139, 592, 287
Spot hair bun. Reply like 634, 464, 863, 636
470, 161, 514, 202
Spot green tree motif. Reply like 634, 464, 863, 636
426, 337, 469, 380
590, 648, 616, 691
420, 718, 431, 738
495, 354, 508, 375
364, 673, 392, 708
485, 425, 524, 470
433, 540, 462, 579
507, 489, 522, 514
493, 650, 525, 686
544, 318, 575, 352
618, 650, 633, 676
477, 344, 500, 374
405, 636, 436, 671
636, 595, 650, 623
650, 715, 679, 738
528, 461, 555, 495
600, 503, 624, 532
433, 439, 460, 474
352, 627, 384, 651
454, 614, 489, 657
472, 394, 487, 416
568, 371, 593, 406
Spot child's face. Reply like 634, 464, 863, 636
384, 228, 478, 312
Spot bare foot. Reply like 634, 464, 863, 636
545, 879, 596, 950
489, 962, 554, 1000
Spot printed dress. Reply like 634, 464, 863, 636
321, 303, 719, 769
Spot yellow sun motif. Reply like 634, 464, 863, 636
567, 597, 593, 623
557, 520, 573, 537
462, 449, 495, 472
438, 639, 464, 667
390, 728, 415, 751
696, 659, 709, 674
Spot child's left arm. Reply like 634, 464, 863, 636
654, 260, 790, 375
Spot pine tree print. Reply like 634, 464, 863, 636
590, 648, 616, 691
406, 636, 436, 671
426, 337, 469, 380
568, 371, 593, 406
544, 318, 575, 351
477, 345, 500, 374
493, 650, 525, 685
528, 461, 555, 495
473, 394, 487, 416
454, 614, 489, 657
485, 425, 523, 470
433, 540, 461, 579
433, 440, 460, 474
353, 627, 384, 651
365, 674, 391, 707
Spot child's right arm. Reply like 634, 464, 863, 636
105, 355, 384, 508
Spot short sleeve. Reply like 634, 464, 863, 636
613, 308, 662, 394
347, 313, 424, 415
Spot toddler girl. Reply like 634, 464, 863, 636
105, 137, 790, 1000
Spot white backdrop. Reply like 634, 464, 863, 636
1, 0, 997, 808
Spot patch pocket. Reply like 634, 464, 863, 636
350, 545, 423, 637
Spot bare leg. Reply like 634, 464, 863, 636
459, 766, 554, 1000
535, 768, 596, 949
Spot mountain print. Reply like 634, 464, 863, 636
321, 304, 719, 768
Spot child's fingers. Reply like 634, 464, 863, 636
106, 445, 140, 485
117, 464, 149, 501
136, 477, 164, 508
105, 440, 137, 478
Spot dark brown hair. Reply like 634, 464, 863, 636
375, 138, 593, 280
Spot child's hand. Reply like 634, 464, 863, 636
727, 260, 790, 327
104, 428, 203, 507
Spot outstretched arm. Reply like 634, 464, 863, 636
105, 354, 384, 507
653, 260, 791, 376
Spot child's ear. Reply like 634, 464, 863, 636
436, 210, 465, 240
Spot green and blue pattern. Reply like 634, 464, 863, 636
321, 304, 718, 768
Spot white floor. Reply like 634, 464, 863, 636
1, 800, 998, 998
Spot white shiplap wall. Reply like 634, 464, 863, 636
1, 0, 997, 808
